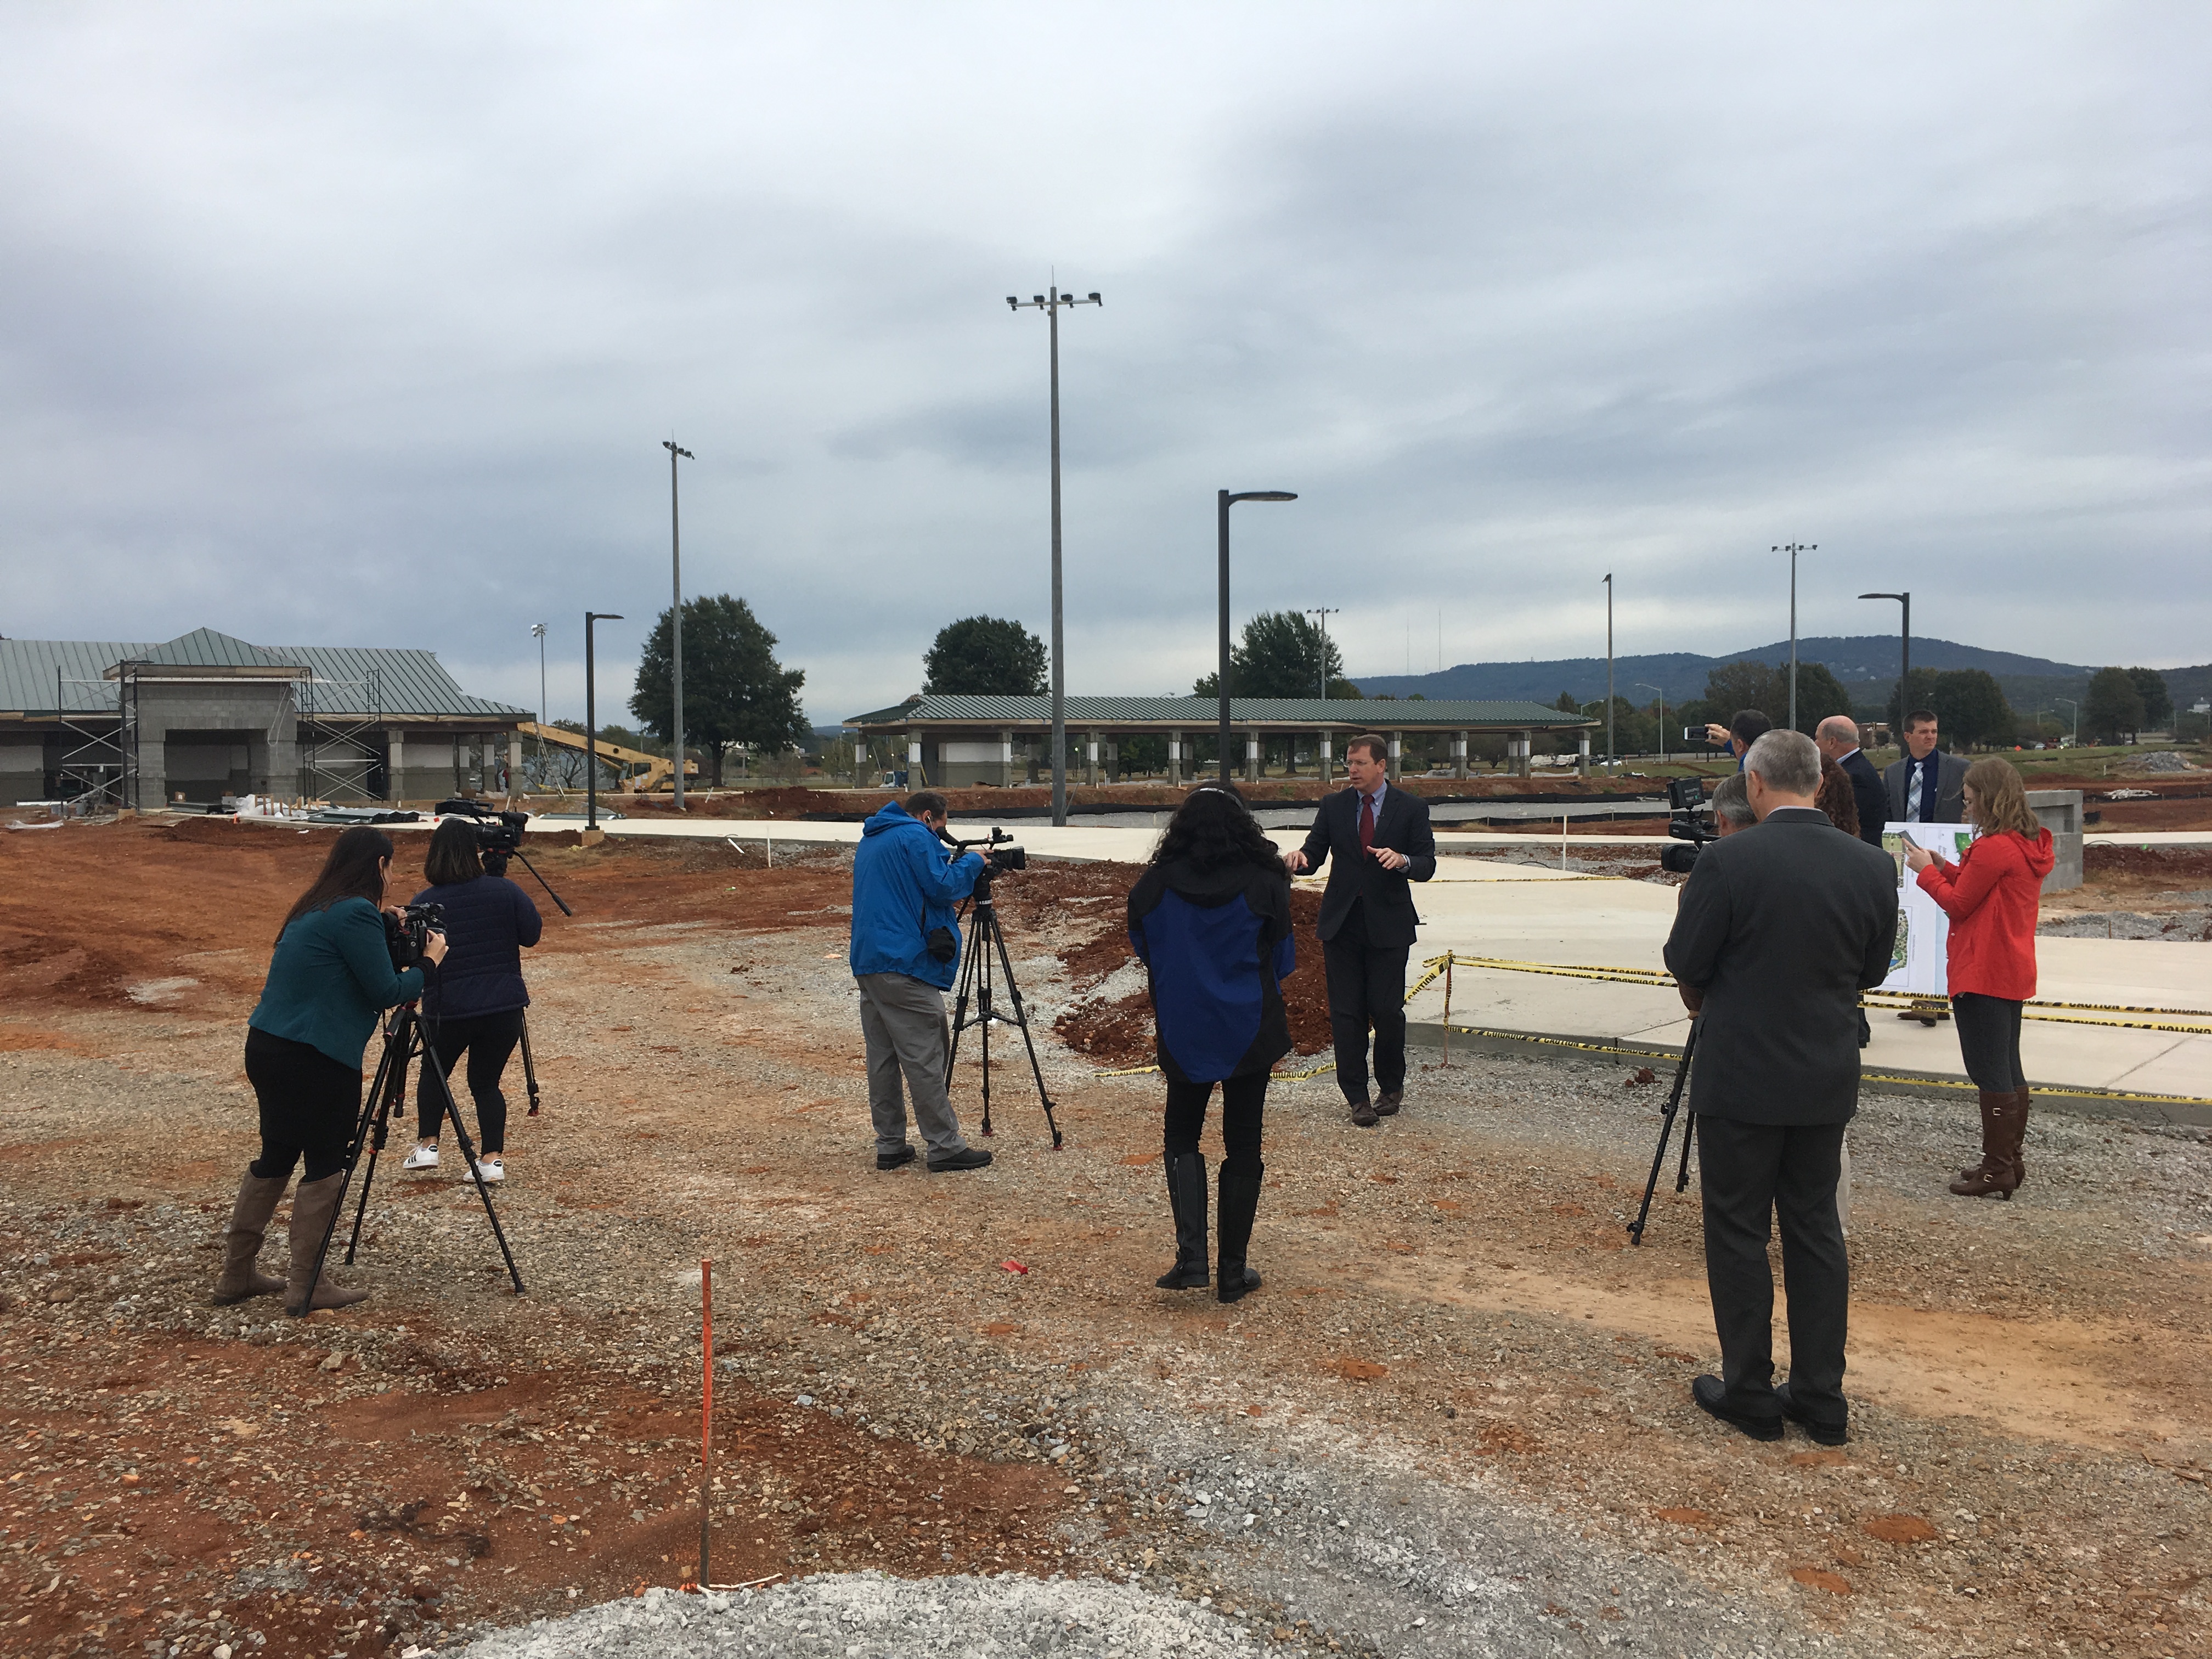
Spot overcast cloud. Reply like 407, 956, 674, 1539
3, 3, 2205, 726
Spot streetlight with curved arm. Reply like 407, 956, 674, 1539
1217, 490, 1297, 783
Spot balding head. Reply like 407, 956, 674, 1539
1814, 716, 1860, 760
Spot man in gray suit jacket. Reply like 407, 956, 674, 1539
1663, 730, 1898, 1445
1882, 709, 1971, 825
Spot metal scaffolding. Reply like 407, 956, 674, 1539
298, 668, 384, 803
54, 669, 136, 811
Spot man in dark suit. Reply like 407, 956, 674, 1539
1815, 715, 1888, 849
1663, 730, 1898, 1445
1285, 733, 1436, 1127
1883, 709, 1970, 826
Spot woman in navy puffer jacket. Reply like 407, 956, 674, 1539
402, 817, 543, 1182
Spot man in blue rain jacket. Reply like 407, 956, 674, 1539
850, 792, 993, 1172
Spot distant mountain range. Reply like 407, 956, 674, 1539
1353, 636, 2211, 714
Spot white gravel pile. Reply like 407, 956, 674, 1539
461, 1575, 1256, 1658
2132, 751, 2199, 772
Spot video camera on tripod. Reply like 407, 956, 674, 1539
1659, 777, 1719, 874
942, 826, 1027, 876
384, 901, 445, 970
433, 799, 574, 918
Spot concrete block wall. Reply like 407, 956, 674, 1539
2026, 789, 2084, 893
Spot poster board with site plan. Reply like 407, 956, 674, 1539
1878, 821, 1976, 996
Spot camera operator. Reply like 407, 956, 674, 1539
1708, 772, 1753, 836
1662, 731, 1895, 1445
1701, 708, 1773, 771
399, 818, 544, 1185
215, 826, 447, 1314
850, 791, 992, 1173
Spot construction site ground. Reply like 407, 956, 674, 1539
2, 820, 2209, 1658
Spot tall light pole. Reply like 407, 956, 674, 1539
1602, 573, 1614, 771
1008, 284, 1102, 826
663, 441, 693, 809
584, 611, 624, 832
1217, 490, 1298, 783
1859, 590, 1910, 742
1307, 607, 1340, 698
1776, 542, 1816, 731
1635, 682, 1667, 764
2055, 696, 2079, 748
531, 622, 547, 787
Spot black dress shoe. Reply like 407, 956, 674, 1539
927, 1147, 994, 1173
875, 1146, 917, 1171
1776, 1382, 1848, 1446
1691, 1374, 1782, 1442
1349, 1098, 1379, 1128
1375, 1090, 1403, 1116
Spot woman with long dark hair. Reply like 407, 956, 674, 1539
399, 819, 543, 1184
213, 826, 446, 1314
1127, 785, 1295, 1304
1904, 757, 2053, 1199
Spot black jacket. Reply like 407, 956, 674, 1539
1661, 807, 1898, 1126
1839, 749, 1888, 847
1296, 784, 1436, 948
408, 875, 543, 1018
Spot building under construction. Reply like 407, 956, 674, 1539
0, 628, 533, 809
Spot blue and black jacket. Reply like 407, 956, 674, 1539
1127, 856, 1296, 1085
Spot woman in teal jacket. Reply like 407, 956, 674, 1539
212, 827, 447, 1314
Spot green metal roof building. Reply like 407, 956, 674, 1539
1, 628, 533, 809
843, 694, 1596, 787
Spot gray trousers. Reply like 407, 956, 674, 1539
856, 972, 969, 1159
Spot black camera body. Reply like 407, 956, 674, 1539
435, 798, 529, 872
385, 901, 445, 971
947, 826, 1026, 874
1659, 776, 1718, 874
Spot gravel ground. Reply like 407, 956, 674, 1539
4, 823, 2211, 1659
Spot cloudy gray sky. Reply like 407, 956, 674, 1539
4, 3, 2205, 726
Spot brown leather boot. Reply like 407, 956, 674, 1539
211, 1173, 289, 1305
1999, 1089, 2030, 1190
1954, 1092, 2003, 1183
284, 1173, 369, 1314
1950, 1091, 2021, 1199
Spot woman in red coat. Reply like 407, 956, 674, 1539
1903, 758, 2054, 1198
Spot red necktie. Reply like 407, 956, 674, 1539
1359, 792, 1375, 853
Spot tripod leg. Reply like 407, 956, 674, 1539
343, 1026, 412, 1265
520, 1012, 541, 1117
945, 922, 979, 1079
990, 910, 1063, 1149
977, 921, 994, 1139
1674, 1112, 1696, 1193
426, 1036, 526, 1295
1627, 1023, 1699, 1247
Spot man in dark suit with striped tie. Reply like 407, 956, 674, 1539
1284, 733, 1437, 1127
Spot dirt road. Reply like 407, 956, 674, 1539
2, 820, 2208, 1657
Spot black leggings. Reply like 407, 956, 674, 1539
1164, 1073, 1267, 1178
244, 1028, 362, 1184
1953, 993, 2025, 1092
416, 1008, 524, 1155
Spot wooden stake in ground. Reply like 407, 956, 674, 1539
1442, 957, 1453, 1065
699, 1257, 713, 1588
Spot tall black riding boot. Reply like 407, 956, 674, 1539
1216, 1163, 1264, 1305
1155, 1152, 1210, 1289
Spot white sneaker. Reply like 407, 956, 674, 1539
465, 1156, 505, 1184
400, 1146, 439, 1171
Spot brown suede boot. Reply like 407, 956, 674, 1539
210, 1174, 289, 1305
284, 1173, 369, 1314
1950, 1091, 2022, 1199
1999, 1088, 2031, 1191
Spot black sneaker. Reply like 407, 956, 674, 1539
1691, 1374, 1783, 1442
876, 1146, 917, 1171
1776, 1382, 1848, 1446
927, 1147, 994, 1173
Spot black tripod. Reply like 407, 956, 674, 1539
1627, 1018, 1700, 1246
293, 1000, 526, 1315
944, 860, 1063, 1148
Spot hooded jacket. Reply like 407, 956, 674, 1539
1128, 855, 1296, 1084
1916, 826, 2055, 1001
849, 799, 984, 990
